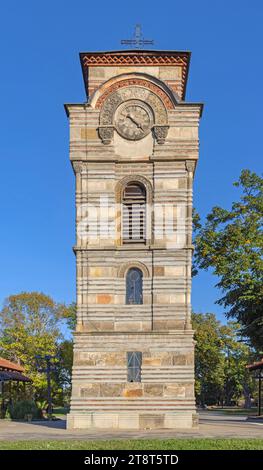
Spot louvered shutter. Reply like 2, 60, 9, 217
122, 183, 146, 243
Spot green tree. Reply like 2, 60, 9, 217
61, 302, 76, 333
220, 323, 255, 407
0, 292, 66, 399
55, 339, 73, 406
54, 303, 76, 406
192, 312, 256, 407
192, 312, 225, 406
193, 170, 263, 350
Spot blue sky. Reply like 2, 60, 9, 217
0, 0, 262, 324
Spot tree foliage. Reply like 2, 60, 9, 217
192, 312, 255, 406
55, 339, 73, 405
193, 170, 263, 350
61, 302, 76, 333
0, 292, 73, 403
193, 313, 225, 405
220, 322, 254, 407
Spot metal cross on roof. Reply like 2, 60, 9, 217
121, 24, 154, 49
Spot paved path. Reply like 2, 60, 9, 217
0, 412, 262, 440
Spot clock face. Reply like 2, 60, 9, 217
115, 100, 153, 140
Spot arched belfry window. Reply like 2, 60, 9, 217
122, 182, 146, 243
126, 268, 143, 305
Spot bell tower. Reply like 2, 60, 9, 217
65, 49, 203, 429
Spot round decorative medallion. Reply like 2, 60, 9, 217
115, 100, 153, 140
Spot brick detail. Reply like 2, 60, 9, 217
95, 78, 174, 110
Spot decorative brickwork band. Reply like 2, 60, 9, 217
80, 51, 189, 99
95, 78, 175, 110
82, 53, 188, 67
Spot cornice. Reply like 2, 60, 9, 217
80, 50, 191, 100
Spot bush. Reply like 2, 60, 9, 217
9, 400, 42, 420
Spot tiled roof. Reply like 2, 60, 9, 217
246, 359, 263, 371
0, 370, 31, 382
0, 357, 24, 372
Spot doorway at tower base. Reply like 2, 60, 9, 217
67, 411, 199, 430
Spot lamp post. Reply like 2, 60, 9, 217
35, 354, 58, 419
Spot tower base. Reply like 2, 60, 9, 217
67, 411, 198, 430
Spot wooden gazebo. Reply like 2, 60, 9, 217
0, 357, 31, 383
0, 357, 32, 417
246, 358, 263, 417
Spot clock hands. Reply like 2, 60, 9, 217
126, 113, 144, 131
117, 103, 151, 140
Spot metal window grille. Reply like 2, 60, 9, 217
122, 183, 146, 243
127, 351, 142, 382
126, 267, 143, 305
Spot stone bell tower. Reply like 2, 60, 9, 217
65, 49, 203, 429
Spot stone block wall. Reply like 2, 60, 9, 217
67, 331, 197, 430
66, 50, 202, 429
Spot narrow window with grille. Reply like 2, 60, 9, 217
126, 267, 143, 304
122, 183, 146, 243
127, 351, 142, 382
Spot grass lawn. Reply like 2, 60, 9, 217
0, 439, 263, 450
207, 407, 259, 416
52, 407, 68, 417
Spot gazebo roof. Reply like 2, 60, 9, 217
0, 357, 24, 373
0, 370, 32, 382
246, 358, 263, 371
0, 357, 32, 383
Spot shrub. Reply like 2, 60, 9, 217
9, 400, 42, 420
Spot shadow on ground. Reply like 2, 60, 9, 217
11, 418, 66, 429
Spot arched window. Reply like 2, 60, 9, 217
126, 267, 143, 304
122, 182, 146, 243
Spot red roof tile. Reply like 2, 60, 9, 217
246, 358, 263, 371
0, 357, 24, 372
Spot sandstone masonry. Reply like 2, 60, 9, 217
65, 49, 203, 429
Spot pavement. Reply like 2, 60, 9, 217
0, 412, 262, 440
